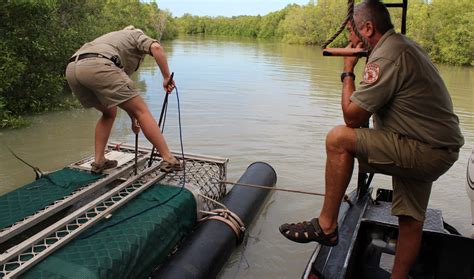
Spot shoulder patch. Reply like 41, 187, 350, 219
363, 63, 380, 84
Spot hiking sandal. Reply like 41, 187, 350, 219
159, 157, 183, 173
279, 218, 338, 246
90, 159, 118, 174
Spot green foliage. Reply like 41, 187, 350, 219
405, 0, 473, 66
258, 8, 289, 38
176, 15, 262, 37
277, 0, 348, 46
1, 1, 66, 118
0, 94, 30, 128
175, 0, 472, 66
175, 1, 348, 45
1, 0, 178, 128
425, 0, 473, 66
312, 0, 349, 47
278, 3, 318, 44
0, 42, 26, 96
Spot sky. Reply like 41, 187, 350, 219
151, 0, 310, 17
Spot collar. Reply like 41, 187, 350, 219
369, 29, 395, 57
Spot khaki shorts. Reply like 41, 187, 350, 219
355, 128, 459, 221
65, 57, 139, 108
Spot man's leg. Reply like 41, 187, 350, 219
390, 175, 432, 278
93, 104, 117, 164
119, 96, 174, 162
391, 215, 423, 279
318, 125, 357, 234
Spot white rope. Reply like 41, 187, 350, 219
197, 193, 246, 243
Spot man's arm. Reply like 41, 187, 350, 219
341, 70, 372, 128
150, 42, 175, 92
341, 47, 372, 128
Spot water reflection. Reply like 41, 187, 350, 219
0, 35, 472, 278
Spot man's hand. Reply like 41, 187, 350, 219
131, 118, 140, 134
343, 42, 364, 72
163, 76, 175, 93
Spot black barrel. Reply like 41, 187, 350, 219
153, 162, 277, 279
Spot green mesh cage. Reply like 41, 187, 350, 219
0, 168, 103, 230
1, 145, 226, 278
21, 184, 196, 279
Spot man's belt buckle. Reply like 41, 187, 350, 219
109, 55, 123, 69
69, 53, 123, 69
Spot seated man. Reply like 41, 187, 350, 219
279, 0, 463, 278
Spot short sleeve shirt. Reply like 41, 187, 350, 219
73, 29, 158, 75
350, 29, 464, 148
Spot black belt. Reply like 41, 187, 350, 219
68, 53, 123, 68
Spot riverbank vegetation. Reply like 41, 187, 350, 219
1, 0, 472, 128
176, 0, 473, 66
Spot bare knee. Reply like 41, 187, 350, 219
326, 125, 357, 155
102, 107, 117, 119
107, 109, 117, 118
119, 96, 149, 120
124, 107, 150, 123
94, 104, 117, 120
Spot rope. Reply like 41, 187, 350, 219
198, 192, 229, 210
134, 133, 138, 175
221, 180, 325, 196
148, 79, 170, 167
196, 180, 355, 243
197, 192, 246, 243
198, 194, 246, 244
6, 146, 99, 190
7, 146, 45, 180
321, 0, 371, 52
200, 209, 246, 244
220, 180, 353, 206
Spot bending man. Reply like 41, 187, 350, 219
66, 26, 182, 173
279, 1, 463, 278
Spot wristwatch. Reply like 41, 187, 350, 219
340, 72, 355, 82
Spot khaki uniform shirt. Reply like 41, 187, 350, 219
72, 29, 157, 76
351, 29, 464, 148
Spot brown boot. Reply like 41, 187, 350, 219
158, 157, 183, 173
91, 159, 118, 174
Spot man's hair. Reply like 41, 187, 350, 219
354, 0, 394, 34
123, 25, 144, 34
123, 25, 136, 31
